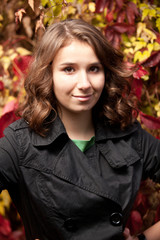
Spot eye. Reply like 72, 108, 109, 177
89, 66, 100, 73
63, 66, 75, 73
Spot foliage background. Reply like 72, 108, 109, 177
0, 0, 160, 238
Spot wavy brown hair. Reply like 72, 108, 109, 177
19, 19, 137, 136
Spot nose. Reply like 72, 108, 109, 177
77, 71, 91, 90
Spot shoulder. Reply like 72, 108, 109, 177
7, 118, 29, 131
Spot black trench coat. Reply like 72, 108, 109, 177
0, 117, 160, 240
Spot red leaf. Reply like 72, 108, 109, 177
0, 111, 20, 138
105, 27, 114, 42
111, 23, 135, 34
133, 65, 148, 79
106, 10, 114, 22
133, 191, 149, 216
139, 111, 160, 129
142, 50, 160, 67
117, 10, 126, 23
2, 99, 17, 116
112, 33, 121, 49
155, 204, 160, 222
115, 0, 124, 10
0, 215, 11, 236
95, 0, 108, 13
132, 78, 143, 100
126, 210, 143, 235
126, 2, 139, 25
13, 55, 32, 79
0, 81, 4, 91
105, 27, 121, 48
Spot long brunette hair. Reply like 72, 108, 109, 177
19, 19, 137, 136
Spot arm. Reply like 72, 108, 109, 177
123, 221, 160, 240
0, 128, 20, 190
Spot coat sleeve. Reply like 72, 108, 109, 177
0, 127, 20, 191
140, 125, 160, 182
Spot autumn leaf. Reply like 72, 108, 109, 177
13, 55, 32, 80
115, 0, 123, 10
28, 0, 34, 11
0, 215, 11, 236
117, 10, 125, 23
126, 2, 139, 25
133, 65, 148, 79
126, 210, 143, 235
142, 50, 160, 67
139, 111, 160, 129
95, 0, 107, 13
28, 0, 40, 15
15, 9, 26, 23
111, 23, 135, 34
0, 111, 19, 138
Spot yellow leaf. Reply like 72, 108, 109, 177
133, 41, 147, 52
149, 9, 156, 18
124, 42, 132, 47
153, 42, 160, 51
6, 49, 18, 60
1, 190, 11, 208
13, 75, 18, 82
0, 14, 3, 21
124, 48, 134, 55
0, 205, 5, 216
134, 51, 142, 63
16, 47, 32, 56
0, 45, 3, 57
143, 28, 156, 42
68, 6, 76, 15
142, 8, 150, 21
88, 2, 95, 13
156, 18, 160, 32
140, 3, 149, 9
0, 56, 11, 71
154, 102, 160, 111
147, 43, 153, 53
130, 37, 136, 43
136, 22, 146, 38
134, 50, 150, 63
141, 75, 149, 81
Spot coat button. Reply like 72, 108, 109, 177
110, 212, 122, 226
64, 218, 77, 231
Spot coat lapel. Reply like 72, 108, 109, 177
53, 140, 122, 206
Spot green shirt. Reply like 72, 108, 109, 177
72, 136, 95, 152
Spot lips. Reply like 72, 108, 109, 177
72, 94, 93, 101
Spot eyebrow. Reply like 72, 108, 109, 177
59, 62, 102, 66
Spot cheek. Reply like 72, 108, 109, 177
95, 77, 105, 92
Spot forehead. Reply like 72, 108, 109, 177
53, 39, 99, 63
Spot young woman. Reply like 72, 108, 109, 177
0, 19, 160, 240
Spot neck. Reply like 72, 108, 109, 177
59, 110, 95, 140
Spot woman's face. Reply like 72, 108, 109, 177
52, 40, 105, 116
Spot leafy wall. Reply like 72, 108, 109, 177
0, 0, 160, 238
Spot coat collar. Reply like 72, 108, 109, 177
31, 116, 139, 146
31, 116, 67, 146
